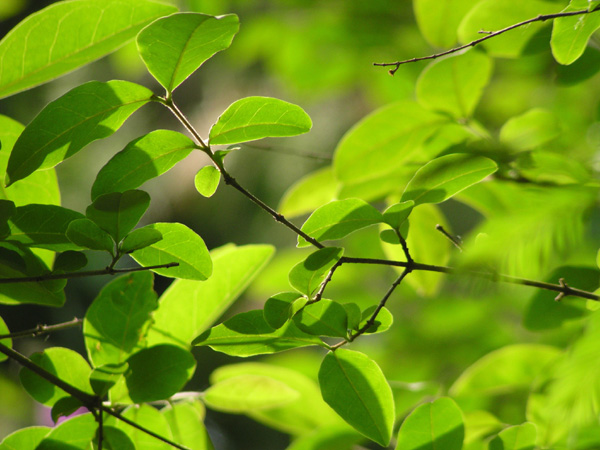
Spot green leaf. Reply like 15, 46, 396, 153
209, 96, 312, 145
8, 205, 85, 251
100, 427, 136, 450
489, 423, 537, 450
0, 200, 15, 239
278, 167, 338, 219
203, 374, 300, 413
333, 101, 447, 191
0, 316, 11, 363
90, 363, 127, 397
401, 154, 498, 206
148, 244, 273, 348
106, 404, 173, 450
413, 0, 480, 47
0, 0, 177, 99
192, 310, 325, 356
84, 272, 158, 367
343, 303, 362, 331
37, 413, 97, 450
286, 425, 364, 450
126, 345, 196, 403
357, 306, 393, 334
298, 199, 383, 247
416, 50, 493, 119
66, 218, 115, 253
523, 266, 597, 330
293, 299, 348, 338
552, 1, 600, 65
162, 401, 213, 450
319, 349, 395, 446
19, 347, 94, 406
395, 397, 464, 450
382, 201, 414, 230
194, 165, 220, 197
0, 115, 60, 207
86, 190, 150, 242
138, 13, 239, 93
0, 426, 50, 450
91, 130, 196, 200
6, 80, 153, 186
50, 396, 83, 423
499, 108, 560, 151
458, 0, 565, 58
288, 247, 344, 296
450, 344, 562, 397
264, 292, 305, 329
130, 222, 212, 280
53, 251, 87, 272
120, 227, 163, 254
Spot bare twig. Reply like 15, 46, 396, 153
375, 7, 600, 74
0, 317, 82, 340
435, 224, 463, 252
312, 260, 342, 303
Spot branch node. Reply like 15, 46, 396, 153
555, 278, 569, 302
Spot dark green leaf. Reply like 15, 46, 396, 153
0, 200, 15, 239
6, 80, 153, 185
148, 244, 273, 348
36, 413, 97, 450
0, 315, 11, 363
0, 426, 50, 450
401, 154, 498, 206
552, 0, 600, 65
138, 13, 239, 93
19, 347, 94, 406
343, 303, 362, 331
319, 349, 395, 446
100, 427, 136, 450
489, 422, 537, 450
500, 108, 560, 151
84, 272, 157, 367
86, 190, 150, 242
0, 0, 177, 98
120, 227, 163, 254
50, 396, 83, 423
90, 363, 128, 397
204, 374, 299, 412
293, 299, 348, 338
288, 247, 344, 296
395, 397, 464, 450
194, 165, 220, 197
209, 96, 312, 145
126, 345, 196, 403
52, 251, 87, 273
8, 205, 85, 251
66, 218, 115, 253
264, 292, 304, 329
298, 199, 383, 247
130, 222, 212, 280
91, 130, 196, 200
192, 310, 325, 356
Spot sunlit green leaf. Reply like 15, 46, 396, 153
138, 12, 239, 93
0, 0, 177, 98
552, 0, 600, 65
84, 272, 157, 367
192, 310, 325, 356
413, 0, 480, 47
90, 363, 127, 397
264, 292, 304, 329
162, 401, 212, 450
288, 247, 344, 296
6, 80, 153, 186
416, 49, 493, 119
37, 413, 97, 450
194, 165, 220, 197
130, 222, 211, 280
0, 426, 50, 450
401, 154, 497, 206
500, 108, 560, 151
489, 422, 537, 450
19, 347, 94, 406
66, 218, 115, 253
204, 374, 299, 412
382, 201, 414, 230
91, 130, 196, 200
106, 404, 172, 450
86, 190, 150, 243
278, 167, 338, 219
298, 199, 383, 247
209, 96, 312, 145
319, 349, 395, 446
293, 299, 348, 338
395, 397, 464, 450
148, 244, 274, 348
357, 306, 393, 334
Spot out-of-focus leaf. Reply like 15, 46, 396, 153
162, 401, 213, 450
0, 426, 50, 450
279, 167, 338, 219
500, 108, 560, 151
489, 422, 537, 450
413, 0, 480, 47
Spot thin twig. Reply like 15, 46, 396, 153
435, 224, 463, 252
312, 260, 342, 303
374, 7, 600, 74
0, 317, 82, 340
0, 262, 179, 285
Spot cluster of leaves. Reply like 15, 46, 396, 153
0, 0, 600, 449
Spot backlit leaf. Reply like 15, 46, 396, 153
382, 201, 414, 230
0, 426, 50, 450
401, 154, 497, 206
162, 401, 213, 450
500, 108, 560, 151
0, 0, 177, 98
194, 165, 220, 197
37, 413, 97, 450
138, 13, 239, 93
107, 404, 172, 450
130, 222, 211, 280
293, 299, 348, 338
489, 422, 537, 450
357, 306, 393, 334
395, 397, 464, 450
288, 247, 344, 296
264, 292, 304, 329
319, 349, 395, 446
209, 96, 312, 145
6, 80, 153, 185
278, 167, 338, 218
552, 0, 600, 65
298, 199, 383, 247
414, 0, 479, 47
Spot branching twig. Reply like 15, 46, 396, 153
0, 317, 82, 340
311, 260, 342, 303
374, 7, 600, 74
0, 262, 179, 285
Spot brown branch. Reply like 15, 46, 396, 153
375, 7, 600, 74
0, 262, 179, 285
0, 317, 82, 340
